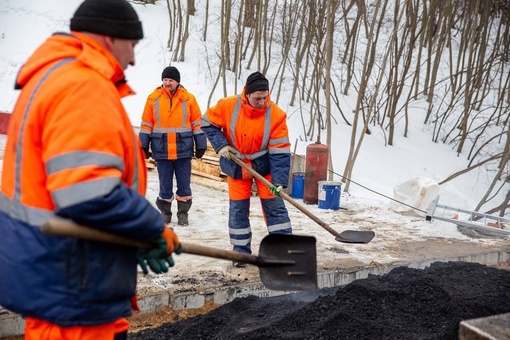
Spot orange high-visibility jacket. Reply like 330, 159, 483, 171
0, 32, 164, 326
201, 89, 291, 187
139, 86, 206, 160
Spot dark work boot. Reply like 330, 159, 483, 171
155, 197, 172, 224
177, 200, 192, 226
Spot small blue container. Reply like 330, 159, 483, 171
291, 172, 305, 199
318, 181, 341, 210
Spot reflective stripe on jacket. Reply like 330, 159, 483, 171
0, 32, 164, 326
201, 89, 291, 187
139, 86, 206, 160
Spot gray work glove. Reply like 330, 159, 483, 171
218, 145, 235, 160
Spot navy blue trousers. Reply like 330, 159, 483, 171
156, 158, 192, 200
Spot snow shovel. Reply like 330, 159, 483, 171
40, 220, 318, 291
230, 154, 375, 244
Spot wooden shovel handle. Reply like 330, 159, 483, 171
40, 220, 260, 265
230, 154, 343, 239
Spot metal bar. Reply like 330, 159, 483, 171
426, 196, 510, 228
432, 215, 510, 237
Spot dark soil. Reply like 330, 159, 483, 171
128, 261, 510, 340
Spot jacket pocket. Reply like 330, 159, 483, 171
176, 131, 193, 156
252, 155, 270, 176
151, 133, 167, 159
220, 157, 243, 179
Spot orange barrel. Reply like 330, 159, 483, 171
303, 142, 328, 204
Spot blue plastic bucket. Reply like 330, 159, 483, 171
318, 181, 341, 210
291, 172, 305, 199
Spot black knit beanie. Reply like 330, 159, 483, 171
161, 66, 181, 83
70, 0, 144, 40
245, 72, 269, 94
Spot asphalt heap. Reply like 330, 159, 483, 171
128, 261, 510, 339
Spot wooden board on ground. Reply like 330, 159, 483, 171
191, 172, 228, 193
191, 142, 224, 180
191, 157, 222, 177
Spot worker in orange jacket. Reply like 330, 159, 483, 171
0, 0, 180, 339
201, 72, 292, 267
139, 66, 207, 226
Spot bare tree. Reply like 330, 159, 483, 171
202, 0, 209, 41
325, 0, 337, 180
220, 0, 232, 95
231, 0, 246, 93
246, 0, 264, 71
273, 1, 301, 104
166, 0, 176, 49
341, 0, 360, 95
343, 0, 388, 193
178, 0, 191, 61
244, 0, 256, 28
171, 0, 183, 62
187, 0, 195, 15
289, 1, 315, 107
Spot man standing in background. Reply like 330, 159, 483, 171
139, 66, 207, 226
0, 0, 181, 338
201, 71, 292, 267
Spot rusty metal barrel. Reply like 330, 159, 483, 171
303, 142, 328, 204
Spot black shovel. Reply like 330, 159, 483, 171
230, 154, 375, 244
40, 220, 318, 291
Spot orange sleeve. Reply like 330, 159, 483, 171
140, 93, 155, 132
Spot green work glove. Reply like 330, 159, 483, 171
137, 239, 182, 275
269, 185, 283, 197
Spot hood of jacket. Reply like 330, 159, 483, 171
15, 32, 134, 97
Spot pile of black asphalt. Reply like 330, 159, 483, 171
128, 261, 510, 339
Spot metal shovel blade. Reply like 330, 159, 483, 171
257, 234, 317, 291
335, 230, 375, 244
40, 220, 318, 292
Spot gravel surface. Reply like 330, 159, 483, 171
129, 261, 510, 340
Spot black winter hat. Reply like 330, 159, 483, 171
161, 66, 180, 83
245, 72, 269, 94
70, 0, 144, 40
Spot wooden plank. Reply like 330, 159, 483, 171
191, 175, 228, 193
288, 153, 306, 194
201, 155, 220, 163
459, 313, 510, 340
191, 169, 226, 182
192, 159, 222, 177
